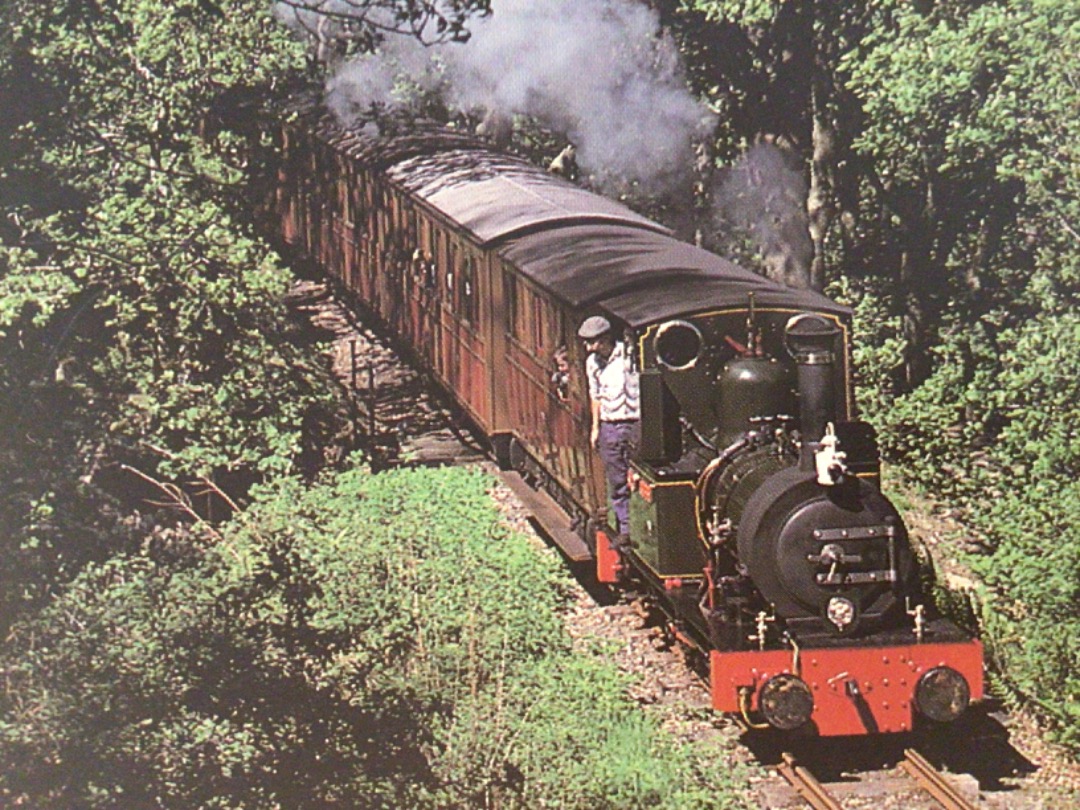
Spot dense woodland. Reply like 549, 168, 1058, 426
0, 0, 1077, 806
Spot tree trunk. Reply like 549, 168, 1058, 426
807, 81, 833, 293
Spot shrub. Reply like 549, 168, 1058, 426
0, 465, 750, 808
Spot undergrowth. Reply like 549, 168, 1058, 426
0, 464, 751, 809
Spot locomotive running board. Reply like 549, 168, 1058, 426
499, 471, 592, 562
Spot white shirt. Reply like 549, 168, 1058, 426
586, 342, 640, 422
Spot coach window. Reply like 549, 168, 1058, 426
352, 174, 364, 229
532, 294, 545, 354
336, 159, 347, 221
344, 170, 355, 225
375, 188, 385, 249
307, 150, 317, 198
343, 159, 352, 217
352, 176, 362, 231
506, 272, 520, 339
358, 171, 367, 222
461, 254, 477, 326
434, 230, 444, 293
409, 212, 422, 285
510, 276, 535, 348
385, 190, 396, 243
419, 226, 431, 292
388, 191, 399, 234
550, 345, 570, 402
406, 205, 417, 247
322, 147, 334, 201
425, 254, 437, 295
365, 182, 375, 233
382, 189, 392, 244
421, 222, 434, 292
446, 240, 457, 302
375, 188, 384, 241
510, 280, 529, 348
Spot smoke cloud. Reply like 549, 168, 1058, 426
276, 2, 816, 288
711, 143, 813, 289
309, 0, 716, 194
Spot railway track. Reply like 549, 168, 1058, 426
287, 278, 488, 468
776, 753, 843, 810
900, 749, 983, 810
776, 749, 981, 810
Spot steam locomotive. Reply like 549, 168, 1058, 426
270, 98, 983, 737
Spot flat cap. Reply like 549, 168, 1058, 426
577, 315, 612, 340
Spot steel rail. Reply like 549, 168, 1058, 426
776, 753, 843, 810
901, 748, 980, 810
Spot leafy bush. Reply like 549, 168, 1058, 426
0, 0, 348, 627
818, 1, 1080, 750
863, 309, 1080, 749
0, 465, 750, 808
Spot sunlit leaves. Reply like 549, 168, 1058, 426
0, 1, 342, 625
686, 0, 1080, 749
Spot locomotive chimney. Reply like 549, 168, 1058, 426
784, 314, 840, 471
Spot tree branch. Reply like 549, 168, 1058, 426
275, 0, 486, 47
120, 463, 227, 542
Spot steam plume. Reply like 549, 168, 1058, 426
311, 0, 717, 194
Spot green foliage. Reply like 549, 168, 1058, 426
0, 3, 750, 806
684, 0, 1080, 749
839, 3, 1080, 749
274, 0, 493, 52
0, 466, 750, 808
826, 276, 905, 424
0, 1, 348, 625
2, 0, 1076, 789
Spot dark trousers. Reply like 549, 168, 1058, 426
598, 420, 639, 535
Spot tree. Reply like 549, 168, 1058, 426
0, 467, 749, 808
676, 0, 883, 291
273, 0, 492, 58
681, 0, 1080, 747
0, 0, 345, 626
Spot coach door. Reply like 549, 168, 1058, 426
435, 232, 491, 429
501, 270, 598, 512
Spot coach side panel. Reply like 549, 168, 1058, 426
496, 263, 605, 521
279, 124, 496, 432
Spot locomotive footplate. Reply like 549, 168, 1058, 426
500, 471, 592, 562
710, 619, 983, 736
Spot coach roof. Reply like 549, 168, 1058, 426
499, 224, 848, 328
303, 103, 667, 244
297, 99, 849, 327
406, 171, 668, 245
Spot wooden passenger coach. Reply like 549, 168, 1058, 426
273, 99, 847, 546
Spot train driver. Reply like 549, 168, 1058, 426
578, 315, 640, 541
